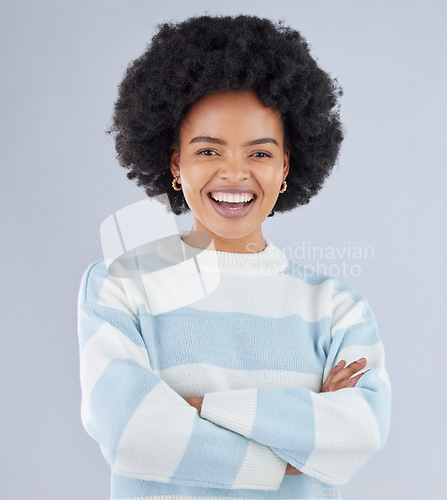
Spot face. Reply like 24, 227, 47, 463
170, 89, 290, 253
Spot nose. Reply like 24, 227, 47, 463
217, 155, 249, 183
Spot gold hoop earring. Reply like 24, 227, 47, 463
279, 180, 287, 194
172, 176, 182, 191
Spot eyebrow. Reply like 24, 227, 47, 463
189, 136, 279, 147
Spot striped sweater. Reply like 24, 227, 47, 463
76, 233, 391, 500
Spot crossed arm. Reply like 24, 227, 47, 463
185, 358, 370, 476
78, 261, 391, 489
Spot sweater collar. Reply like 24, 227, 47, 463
157, 233, 289, 276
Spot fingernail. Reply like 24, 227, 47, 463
356, 358, 366, 363
335, 360, 343, 367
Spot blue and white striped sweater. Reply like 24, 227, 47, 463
77, 234, 391, 499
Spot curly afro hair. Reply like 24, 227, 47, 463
107, 14, 344, 216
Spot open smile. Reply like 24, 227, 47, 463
207, 192, 256, 219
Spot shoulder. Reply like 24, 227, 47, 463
77, 259, 130, 311
77, 260, 107, 304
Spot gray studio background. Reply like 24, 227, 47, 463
1, 1, 446, 499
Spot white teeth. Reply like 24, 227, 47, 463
210, 192, 254, 203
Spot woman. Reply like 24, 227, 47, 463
77, 14, 391, 500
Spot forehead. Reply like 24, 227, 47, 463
180, 90, 284, 138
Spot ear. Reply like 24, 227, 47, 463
169, 145, 180, 178
283, 149, 290, 179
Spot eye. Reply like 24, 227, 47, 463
251, 151, 272, 158
197, 149, 218, 156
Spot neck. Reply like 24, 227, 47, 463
182, 228, 266, 254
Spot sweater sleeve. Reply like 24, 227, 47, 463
77, 261, 287, 491
200, 282, 391, 486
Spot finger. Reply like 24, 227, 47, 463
347, 369, 370, 386
332, 359, 346, 373
321, 360, 346, 391
330, 358, 367, 384
327, 360, 346, 380
323, 367, 372, 392
334, 368, 372, 390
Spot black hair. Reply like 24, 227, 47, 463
107, 14, 344, 216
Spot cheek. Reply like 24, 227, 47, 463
179, 168, 209, 204
258, 169, 284, 196
182, 162, 217, 194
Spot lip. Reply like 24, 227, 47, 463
207, 192, 256, 219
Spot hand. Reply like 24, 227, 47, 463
185, 396, 204, 412
321, 358, 370, 392
285, 358, 369, 475
187, 359, 369, 477
285, 463, 303, 475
